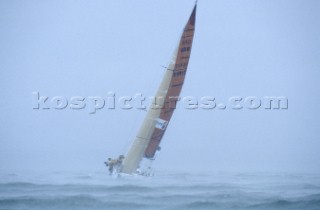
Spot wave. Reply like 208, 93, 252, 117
0, 195, 148, 210
0, 182, 160, 195
0, 182, 39, 188
1, 181, 320, 194
1, 191, 319, 210
177, 195, 320, 210
248, 196, 320, 210
1, 172, 320, 210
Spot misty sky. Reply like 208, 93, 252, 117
0, 0, 319, 174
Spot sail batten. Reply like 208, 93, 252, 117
120, 4, 197, 174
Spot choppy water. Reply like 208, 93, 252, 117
0, 171, 319, 210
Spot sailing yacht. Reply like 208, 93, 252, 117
109, 3, 197, 176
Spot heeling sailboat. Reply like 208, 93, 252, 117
120, 3, 197, 175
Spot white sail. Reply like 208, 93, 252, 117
121, 49, 177, 174
120, 4, 197, 175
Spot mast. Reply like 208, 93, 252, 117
121, 4, 197, 174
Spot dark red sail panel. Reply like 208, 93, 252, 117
144, 5, 197, 158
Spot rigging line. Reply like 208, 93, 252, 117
161, 65, 176, 72
161, 65, 188, 72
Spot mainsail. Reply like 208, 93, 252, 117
120, 4, 197, 174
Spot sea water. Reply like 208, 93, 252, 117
0, 170, 319, 210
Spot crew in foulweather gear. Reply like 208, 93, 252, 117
105, 155, 125, 175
